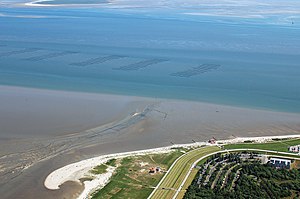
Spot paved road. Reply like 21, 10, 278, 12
148, 146, 220, 199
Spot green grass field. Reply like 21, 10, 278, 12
150, 146, 220, 199
224, 138, 300, 152
106, 159, 116, 167
91, 150, 184, 199
90, 164, 108, 175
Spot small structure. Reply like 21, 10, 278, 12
149, 167, 155, 174
289, 145, 300, 153
239, 153, 251, 160
208, 137, 217, 144
149, 166, 162, 174
156, 167, 161, 172
269, 157, 292, 169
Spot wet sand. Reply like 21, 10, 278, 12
0, 86, 150, 139
0, 85, 299, 199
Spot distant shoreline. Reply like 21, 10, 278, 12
24, 0, 110, 7
24, 0, 57, 7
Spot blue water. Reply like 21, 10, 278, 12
0, 7, 299, 112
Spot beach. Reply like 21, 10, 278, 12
0, 85, 299, 198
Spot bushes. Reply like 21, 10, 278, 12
184, 161, 300, 198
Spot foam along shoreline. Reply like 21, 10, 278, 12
45, 135, 300, 199
24, 0, 58, 7
23, 0, 111, 7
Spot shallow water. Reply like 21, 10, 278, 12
0, 7, 299, 112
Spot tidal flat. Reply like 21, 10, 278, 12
0, 86, 299, 198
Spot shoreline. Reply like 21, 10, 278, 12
44, 134, 300, 199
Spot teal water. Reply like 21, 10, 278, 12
0, 8, 299, 112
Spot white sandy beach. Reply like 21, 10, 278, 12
45, 147, 177, 198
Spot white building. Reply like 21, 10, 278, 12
289, 145, 300, 153
269, 157, 292, 168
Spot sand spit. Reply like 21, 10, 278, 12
44, 146, 181, 198
45, 135, 300, 199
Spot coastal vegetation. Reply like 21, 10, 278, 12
90, 159, 117, 174
91, 164, 108, 175
91, 138, 300, 199
91, 150, 184, 199
184, 153, 300, 199
167, 138, 300, 198
106, 159, 117, 167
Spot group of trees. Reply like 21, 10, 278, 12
184, 154, 300, 199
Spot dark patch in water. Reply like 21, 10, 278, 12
171, 64, 220, 77
113, 58, 168, 71
0, 48, 41, 58
24, 51, 78, 61
70, 55, 126, 67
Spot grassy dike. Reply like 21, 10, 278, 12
150, 146, 220, 199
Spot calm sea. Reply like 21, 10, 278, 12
0, 7, 299, 112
